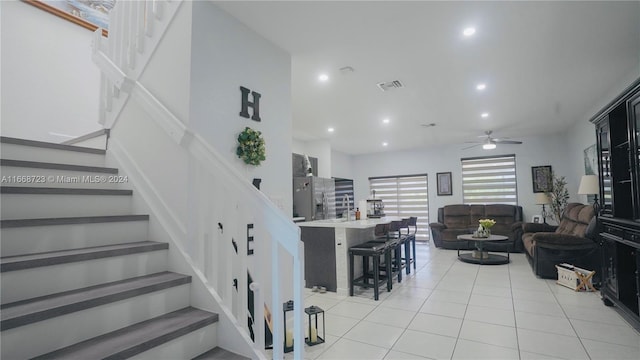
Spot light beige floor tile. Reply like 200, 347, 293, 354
316, 338, 388, 360
471, 284, 513, 298
517, 328, 589, 359
581, 338, 640, 360
419, 299, 467, 319
383, 350, 430, 359
408, 312, 463, 338
327, 301, 376, 319
324, 313, 360, 337
452, 339, 519, 359
343, 320, 405, 349
392, 329, 457, 359
515, 311, 577, 337
571, 318, 640, 347
464, 305, 515, 327
363, 306, 416, 329
513, 297, 565, 317
468, 293, 514, 310
459, 320, 518, 349
428, 289, 471, 305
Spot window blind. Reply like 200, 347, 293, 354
461, 155, 518, 205
334, 178, 354, 217
369, 174, 429, 241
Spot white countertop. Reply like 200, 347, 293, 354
297, 217, 399, 229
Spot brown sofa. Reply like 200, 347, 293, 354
429, 204, 524, 252
521, 203, 599, 279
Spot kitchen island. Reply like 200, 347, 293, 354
297, 218, 396, 295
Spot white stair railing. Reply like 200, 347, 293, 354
92, 1, 305, 358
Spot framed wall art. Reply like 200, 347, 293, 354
25, 0, 114, 37
437, 172, 452, 196
532, 165, 552, 193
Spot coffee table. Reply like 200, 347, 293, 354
457, 234, 510, 265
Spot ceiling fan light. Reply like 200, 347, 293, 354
482, 143, 496, 150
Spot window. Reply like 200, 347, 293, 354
461, 155, 517, 205
369, 174, 429, 241
334, 178, 354, 217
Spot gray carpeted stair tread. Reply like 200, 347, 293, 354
32, 307, 219, 360
0, 241, 167, 272
192, 347, 251, 360
0, 159, 118, 173
1, 271, 191, 331
1, 214, 148, 228
0, 186, 132, 195
0, 136, 106, 154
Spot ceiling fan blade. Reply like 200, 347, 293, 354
494, 140, 522, 144
462, 143, 481, 150
464, 140, 483, 144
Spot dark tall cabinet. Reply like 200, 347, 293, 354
591, 78, 640, 331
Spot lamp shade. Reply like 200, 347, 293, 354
578, 175, 599, 195
535, 193, 551, 205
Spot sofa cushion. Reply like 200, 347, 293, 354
555, 204, 594, 238
443, 205, 471, 229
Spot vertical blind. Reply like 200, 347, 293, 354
369, 174, 429, 241
461, 155, 518, 205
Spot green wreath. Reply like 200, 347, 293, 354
236, 127, 266, 166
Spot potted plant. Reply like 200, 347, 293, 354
546, 173, 569, 223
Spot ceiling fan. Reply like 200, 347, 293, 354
463, 130, 523, 150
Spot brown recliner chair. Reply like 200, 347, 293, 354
521, 203, 599, 279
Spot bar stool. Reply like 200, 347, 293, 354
348, 224, 392, 301
399, 218, 413, 275
407, 217, 418, 270
371, 220, 404, 284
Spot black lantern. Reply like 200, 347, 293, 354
305, 305, 325, 346
283, 300, 294, 353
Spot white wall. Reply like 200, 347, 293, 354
331, 150, 354, 180
351, 132, 573, 224
189, 2, 292, 214
0, 0, 101, 142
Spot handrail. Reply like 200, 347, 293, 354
92, 1, 305, 358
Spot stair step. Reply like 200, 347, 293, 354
1, 214, 148, 229
32, 307, 219, 360
1, 189, 135, 220
1, 271, 191, 331
193, 347, 251, 360
1, 159, 117, 173
1, 241, 167, 272
0, 136, 105, 154
1, 218, 148, 257
0, 186, 132, 195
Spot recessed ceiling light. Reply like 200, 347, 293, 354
476, 83, 486, 91
383, 118, 390, 124
382, 142, 388, 147
463, 27, 476, 37
481, 112, 489, 118
327, 127, 335, 132
318, 74, 329, 82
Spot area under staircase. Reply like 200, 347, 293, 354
0, 136, 248, 359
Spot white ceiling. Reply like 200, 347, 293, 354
215, 1, 640, 155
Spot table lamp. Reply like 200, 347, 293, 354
535, 193, 551, 223
578, 175, 600, 215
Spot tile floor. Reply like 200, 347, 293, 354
286, 243, 640, 359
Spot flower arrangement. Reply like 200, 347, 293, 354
478, 219, 496, 229
474, 218, 496, 238
236, 127, 266, 166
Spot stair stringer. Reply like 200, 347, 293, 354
105, 140, 260, 359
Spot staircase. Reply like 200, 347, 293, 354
0, 136, 248, 359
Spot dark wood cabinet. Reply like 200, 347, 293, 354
592, 78, 640, 331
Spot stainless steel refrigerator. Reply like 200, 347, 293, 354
293, 176, 336, 221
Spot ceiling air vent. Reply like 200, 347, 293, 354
376, 80, 404, 92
